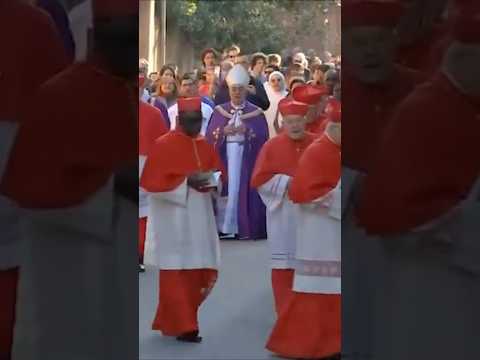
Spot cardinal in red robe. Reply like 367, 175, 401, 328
1, 1, 139, 358
251, 99, 315, 316
356, 5, 480, 359
141, 97, 225, 343
266, 105, 341, 360
342, 0, 426, 174
292, 84, 328, 135
341, 3, 427, 356
0, 1, 67, 358
395, 0, 453, 76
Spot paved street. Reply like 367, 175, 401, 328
139, 240, 280, 360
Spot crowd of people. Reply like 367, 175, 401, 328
138, 42, 342, 359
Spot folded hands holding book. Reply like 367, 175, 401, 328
187, 171, 222, 192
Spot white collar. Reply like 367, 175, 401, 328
231, 101, 246, 110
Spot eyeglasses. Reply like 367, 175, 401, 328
270, 78, 281, 83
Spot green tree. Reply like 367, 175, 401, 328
159, 0, 333, 55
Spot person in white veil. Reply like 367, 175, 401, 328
264, 71, 288, 139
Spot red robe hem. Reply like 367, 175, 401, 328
271, 269, 295, 316
152, 269, 218, 336
266, 293, 341, 359
138, 217, 147, 260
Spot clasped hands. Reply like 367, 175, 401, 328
223, 123, 246, 136
187, 171, 215, 192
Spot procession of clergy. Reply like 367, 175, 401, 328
139, 50, 342, 359
139, 0, 480, 359
2, 0, 480, 359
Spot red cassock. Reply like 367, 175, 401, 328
292, 84, 328, 137
141, 131, 224, 193
290, 135, 341, 204
139, 102, 168, 157
354, 73, 480, 359
1, 62, 136, 355
141, 130, 224, 336
357, 72, 480, 235
251, 132, 316, 314
396, 21, 452, 76
138, 101, 168, 259
0, 2, 68, 358
342, 0, 425, 174
306, 114, 328, 135
307, 97, 341, 136
251, 132, 317, 189
342, 65, 424, 173
267, 135, 341, 359
3, 62, 138, 209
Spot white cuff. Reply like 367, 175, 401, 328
258, 175, 291, 211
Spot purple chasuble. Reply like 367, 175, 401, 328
206, 101, 268, 240
152, 97, 171, 130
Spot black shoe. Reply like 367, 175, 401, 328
176, 330, 202, 343
139, 264, 145, 273
219, 233, 237, 240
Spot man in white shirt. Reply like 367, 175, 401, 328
168, 73, 214, 135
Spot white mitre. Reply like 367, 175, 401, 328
226, 64, 250, 87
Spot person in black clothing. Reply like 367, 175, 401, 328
214, 54, 270, 110
264, 65, 281, 81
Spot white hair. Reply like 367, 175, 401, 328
293, 52, 308, 68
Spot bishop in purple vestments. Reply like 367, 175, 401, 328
206, 65, 268, 240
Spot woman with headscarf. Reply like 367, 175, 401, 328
264, 71, 288, 138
